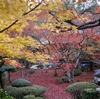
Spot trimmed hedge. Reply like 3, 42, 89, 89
23, 95, 44, 99
5, 85, 47, 99
0, 66, 17, 73
66, 82, 98, 99
11, 79, 31, 87
82, 88, 99, 99
23, 95, 35, 99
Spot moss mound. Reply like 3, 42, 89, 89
11, 79, 31, 87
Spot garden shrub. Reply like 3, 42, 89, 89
5, 66, 17, 72
66, 82, 98, 99
82, 88, 99, 99
5, 85, 47, 99
11, 79, 31, 87
0, 88, 13, 99
56, 78, 63, 84
23, 95, 35, 99
0, 66, 17, 73
28, 69, 36, 74
62, 76, 68, 82
33, 97, 44, 99
74, 68, 82, 76
23, 95, 44, 99
31, 85, 47, 96
5, 86, 20, 98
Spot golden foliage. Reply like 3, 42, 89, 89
0, 33, 49, 63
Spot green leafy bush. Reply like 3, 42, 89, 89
31, 85, 47, 96
66, 82, 98, 99
5, 86, 20, 98
23, 95, 35, 99
5, 85, 47, 99
62, 76, 68, 82
74, 68, 82, 76
82, 88, 99, 99
0, 66, 17, 73
11, 79, 31, 87
28, 69, 36, 74
56, 78, 63, 84
0, 88, 13, 99
5, 66, 17, 72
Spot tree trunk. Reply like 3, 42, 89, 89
8, 72, 12, 83
0, 73, 4, 88
20, 68, 24, 79
90, 62, 93, 71
54, 69, 58, 76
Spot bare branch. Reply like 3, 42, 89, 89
0, 20, 18, 33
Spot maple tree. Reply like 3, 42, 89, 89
0, 0, 50, 88
0, 33, 49, 88
0, 0, 99, 33
0, 0, 99, 84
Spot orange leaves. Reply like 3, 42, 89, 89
4, 58, 22, 68
61, 63, 74, 71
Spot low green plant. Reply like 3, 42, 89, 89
5, 85, 47, 99
11, 79, 31, 87
5, 86, 20, 98
62, 76, 68, 82
74, 68, 82, 76
0, 88, 13, 99
23, 95, 35, 99
66, 82, 98, 99
82, 88, 99, 99
28, 69, 36, 74
56, 78, 63, 84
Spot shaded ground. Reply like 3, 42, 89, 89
7, 69, 94, 99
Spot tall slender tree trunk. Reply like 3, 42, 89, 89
8, 72, 12, 83
90, 62, 93, 71
0, 73, 4, 88
20, 68, 24, 79
54, 68, 58, 76
0, 60, 4, 88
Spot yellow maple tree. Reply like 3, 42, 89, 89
0, 33, 49, 64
